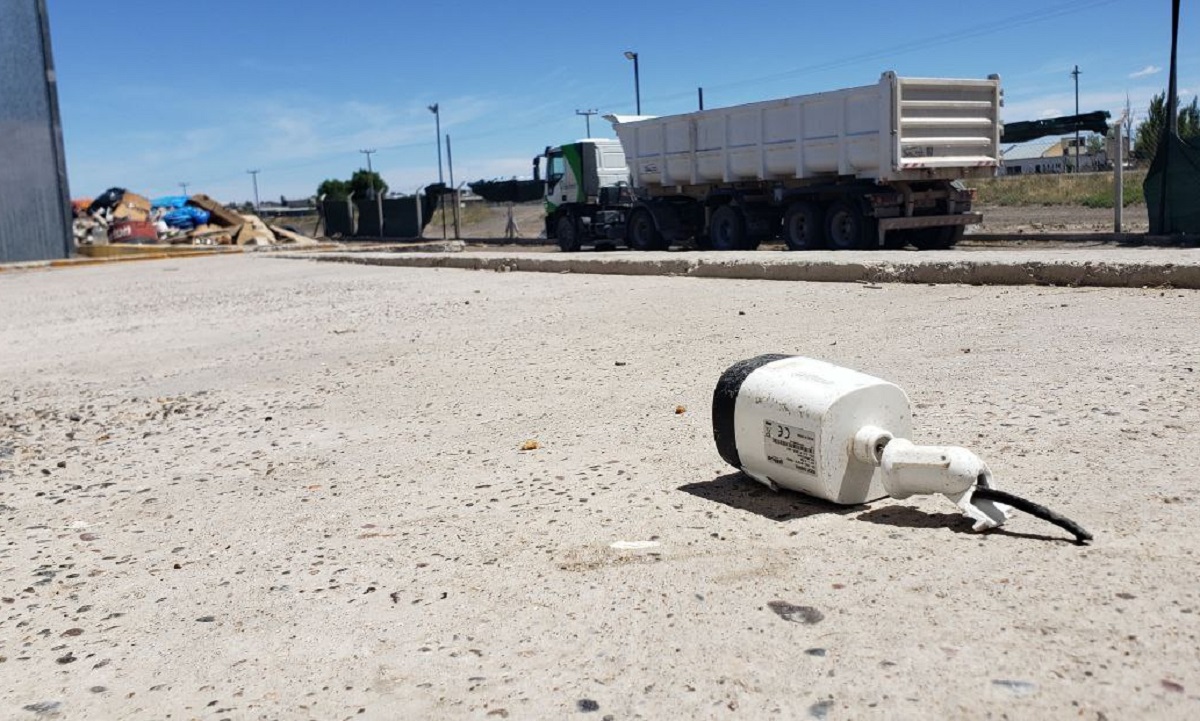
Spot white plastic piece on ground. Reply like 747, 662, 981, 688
609, 541, 660, 550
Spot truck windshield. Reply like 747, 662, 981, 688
547, 153, 565, 185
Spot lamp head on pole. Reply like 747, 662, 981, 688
428, 103, 439, 114
623, 51, 637, 61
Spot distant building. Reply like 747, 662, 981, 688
1001, 136, 1105, 175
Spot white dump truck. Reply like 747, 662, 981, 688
540, 71, 1002, 251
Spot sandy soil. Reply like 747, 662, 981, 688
429, 203, 546, 241
1, 256, 1197, 719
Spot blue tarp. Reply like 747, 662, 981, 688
151, 195, 189, 210
162, 206, 210, 230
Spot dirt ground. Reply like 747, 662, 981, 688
1, 256, 1197, 719
434, 203, 1150, 244
971, 205, 1149, 235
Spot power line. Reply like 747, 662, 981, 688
188, 0, 1127, 194
596, 0, 1124, 109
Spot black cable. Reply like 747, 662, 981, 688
973, 487, 1093, 545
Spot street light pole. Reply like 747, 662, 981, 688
428, 104, 444, 185
1071, 64, 1081, 173
624, 50, 640, 114
575, 108, 598, 136
246, 170, 260, 209
179, 181, 190, 197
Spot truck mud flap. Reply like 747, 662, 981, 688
877, 213, 982, 246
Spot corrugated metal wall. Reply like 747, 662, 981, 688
0, 0, 72, 263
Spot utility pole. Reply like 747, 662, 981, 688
1159, 0, 1180, 234
446, 133, 459, 240
179, 181, 190, 197
427, 104, 444, 240
359, 149, 378, 197
1125, 94, 1133, 161
1071, 65, 1081, 173
575, 108, 598, 137
359, 149, 382, 236
246, 170, 260, 209
698, 87, 704, 111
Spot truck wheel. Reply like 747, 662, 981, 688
556, 214, 581, 252
708, 205, 747, 251
628, 208, 665, 251
911, 225, 963, 250
783, 201, 824, 250
825, 200, 875, 250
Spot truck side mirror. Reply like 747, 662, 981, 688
532, 157, 541, 182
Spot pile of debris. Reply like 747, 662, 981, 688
72, 188, 321, 247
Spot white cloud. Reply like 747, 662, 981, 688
1129, 65, 1162, 78
65, 90, 508, 201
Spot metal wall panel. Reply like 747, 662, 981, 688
0, 0, 72, 263
381, 198, 422, 238
320, 200, 355, 238
353, 199, 383, 237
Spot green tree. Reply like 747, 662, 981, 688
1135, 93, 1200, 161
349, 169, 388, 199
1180, 96, 1200, 138
317, 178, 350, 200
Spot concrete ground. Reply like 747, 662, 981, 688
1, 254, 1197, 720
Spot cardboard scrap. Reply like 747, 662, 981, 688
235, 214, 275, 245
184, 225, 235, 246
187, 194, 246, 228
111, 193, 152, 222
268, 224, 320, 245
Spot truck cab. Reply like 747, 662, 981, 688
537, 139, 631, 251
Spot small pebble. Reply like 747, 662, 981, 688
991, 679, 1037, 697
767, 601, 824, 624
23, 701, 62, 716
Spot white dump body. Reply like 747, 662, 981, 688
608, 72, 1001, 189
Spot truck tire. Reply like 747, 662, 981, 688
708, 205, 747, 251
910, 225, 963, 250
628, 208, 665, 251
825, 200, 876, 251
783, 201, 824, 250
556, 214, 581, 252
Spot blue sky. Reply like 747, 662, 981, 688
48, 0, 1193, 203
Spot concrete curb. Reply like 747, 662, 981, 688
0, 241, 464, 274
0, 247, 241, 273
276, 249, 1200, 289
